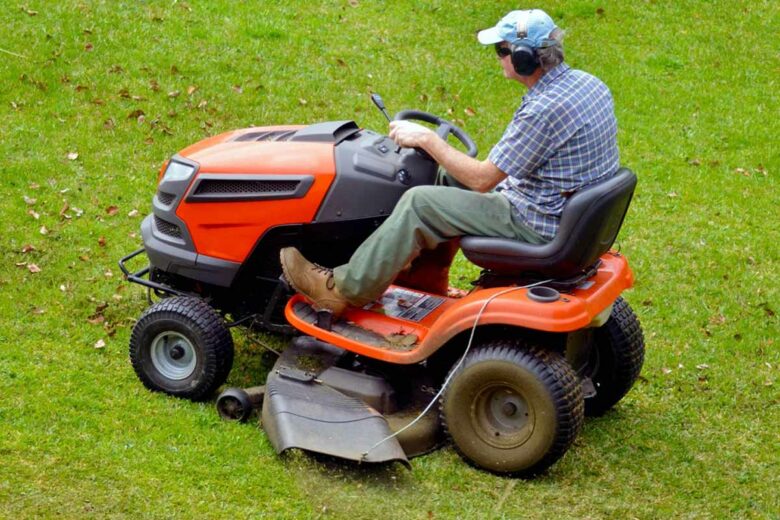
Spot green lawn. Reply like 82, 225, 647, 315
1, 1, 778, 518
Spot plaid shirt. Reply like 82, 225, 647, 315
489, 63, 619, 241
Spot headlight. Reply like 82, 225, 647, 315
162, 161, 196, 182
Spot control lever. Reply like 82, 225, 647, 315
370, 93, 392, 122
370, 93, 401, 153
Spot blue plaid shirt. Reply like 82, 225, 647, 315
489, 63, 619, 241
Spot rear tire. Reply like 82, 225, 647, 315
440, 341, 584, 477
130, 297, 234, 401
584, 297, 645, 416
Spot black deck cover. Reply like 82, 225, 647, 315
261, 337, 409, 466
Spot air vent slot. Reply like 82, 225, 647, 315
156, 191, 176, 205
195, 179, 300, 196
154, 216, 183, 239
186, 175, 314, 202
233, 130, 297, 142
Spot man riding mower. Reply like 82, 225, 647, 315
119, 9, 644, 477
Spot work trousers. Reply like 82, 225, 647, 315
332, 182, 545, 305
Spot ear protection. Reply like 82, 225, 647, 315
510, 42, 540, 76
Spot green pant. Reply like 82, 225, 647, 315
333, 181, 546, 305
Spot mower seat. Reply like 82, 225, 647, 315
460, 167, 636, 279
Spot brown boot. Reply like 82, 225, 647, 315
279, 247, 349, 316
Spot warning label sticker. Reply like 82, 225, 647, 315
364, 288, 446, 322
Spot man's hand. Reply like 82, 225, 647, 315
388, 120, 435, 148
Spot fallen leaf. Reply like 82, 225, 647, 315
87, 314, 105, 325
91, 98, 105, 105
688, 158, 701, 166
298, 98, 308, 105
170, 65, 180, 75
127, 109, 145, 120
75, 84, 89, 92
127, 209, 139, 218
15, 262, 26, 268
28, 209, 40, 220
197, 100, 208, 109
79, 254, 90, 262
106, 205, 119, 216
32, 308, 45, 315
104, 270, 113, 278
85, 42, 94, 52
98, 237, 106, 247
27, 264, 41, 273
103, 118, 115, 130
187, 85, 197, 96
232, 85, 243, 94
734, 167, 750, 177
662, 367, 672, 374
23, 195, 36, 205
59, 202, 70, 218
336, 58, 347, 67
168, 90, 181, 98
696, 364, 710, 370
59, 284, 67, 292
22, 6, 38, 16
94, 339, 106, 349
149, 79, 160, 92
67, 152, 79, 161
71, 207, 84, 217
21, 245, 36, 253
464, 107, 476, 117
39, 226, 48, 235
108, 64, 124, 74
348, 0, 359, 6
596, 7, 605, 15
667, 192, 678, 198
29, 183, 40, 190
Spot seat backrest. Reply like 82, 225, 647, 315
552, 167, 637, 271
459, 167, 637, 278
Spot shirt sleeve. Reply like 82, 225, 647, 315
488, 106, 556, 180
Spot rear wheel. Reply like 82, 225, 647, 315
440, 341, 583, 477
130, 297, 234, 401
583, 297, 645, 416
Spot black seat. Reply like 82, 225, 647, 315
460, 167, 637, 279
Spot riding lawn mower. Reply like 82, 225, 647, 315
119, 95, 644, 477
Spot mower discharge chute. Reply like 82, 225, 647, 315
120, 106, 644, 477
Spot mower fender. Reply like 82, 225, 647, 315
419, 257, 633, 357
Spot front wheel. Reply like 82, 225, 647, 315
440, 341, 584, 477
129, 297, 234, 401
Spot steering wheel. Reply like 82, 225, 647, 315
393, 110, 479, 158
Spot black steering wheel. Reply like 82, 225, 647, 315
393, 110, 479, 158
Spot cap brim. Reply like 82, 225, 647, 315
477, 27, 503, 45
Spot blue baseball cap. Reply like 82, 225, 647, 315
477, 9, 558, 48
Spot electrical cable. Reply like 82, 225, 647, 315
360, 278, 553, 460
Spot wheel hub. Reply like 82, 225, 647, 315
473, 384, 534, 448
150, 331, 197, 380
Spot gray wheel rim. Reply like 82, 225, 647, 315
150, 331, 197, 380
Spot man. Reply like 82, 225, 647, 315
281, 8, 619, 316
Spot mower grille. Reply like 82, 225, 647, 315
156, 191, 176, 205
193, 179, 301, 196
233, 130, 297, 142
154, 216, 183, 239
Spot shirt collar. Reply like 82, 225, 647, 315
527, 63, 570, 97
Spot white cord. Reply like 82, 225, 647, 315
360, 278, 553, 460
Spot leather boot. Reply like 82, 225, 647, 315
280, 247, 349, 316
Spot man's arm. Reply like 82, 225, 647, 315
389, 121, 506, 193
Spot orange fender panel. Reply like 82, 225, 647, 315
284, 252, 634, 365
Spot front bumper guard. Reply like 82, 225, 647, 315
118, 247, 188, 297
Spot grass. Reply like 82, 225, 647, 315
1, 0, 778, 518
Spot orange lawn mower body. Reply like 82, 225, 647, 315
120, 106, 645, 477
